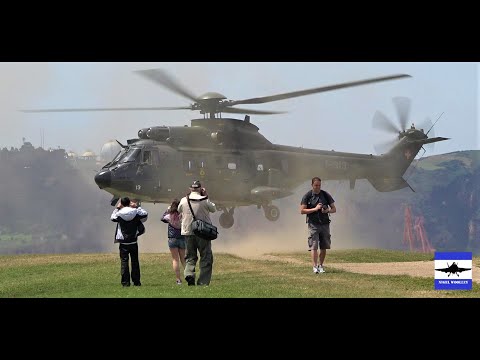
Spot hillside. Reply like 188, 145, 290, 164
334, 150, 480, 253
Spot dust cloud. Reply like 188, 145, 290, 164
130, 180, 380, 258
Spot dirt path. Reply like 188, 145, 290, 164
328, 261, 480, 283
243, 255, 480, 283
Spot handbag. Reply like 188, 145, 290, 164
187, 196, 218, 241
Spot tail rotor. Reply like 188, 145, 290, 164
372, 97, 412, 154
372, 97, 437, 157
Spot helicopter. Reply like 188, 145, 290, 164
22, 69, 449, 229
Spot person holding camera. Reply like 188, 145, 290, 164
111, 197, 148, 287
177, 180, 217, 286
300, 177, 336, 274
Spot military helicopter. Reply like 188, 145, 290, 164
22, 69, 449, 229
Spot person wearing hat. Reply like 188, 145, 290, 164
177, 180, 217, 286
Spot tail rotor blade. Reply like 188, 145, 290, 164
418, 117, 435, 152
392, 97, 411, 132
418, 117, 435, 137
372, 111, 400, 134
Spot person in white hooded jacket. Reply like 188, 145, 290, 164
111, 197, 148, 287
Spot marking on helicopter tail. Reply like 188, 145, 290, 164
325, 160, 347, 170
404, 149, 413, 160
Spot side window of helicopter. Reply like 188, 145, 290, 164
142, 150, 152, 165
183, 159, 195, 172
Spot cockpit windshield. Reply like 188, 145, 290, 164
104, 147, 141, 168
121, 148, 141, 163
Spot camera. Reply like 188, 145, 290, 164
321, 204, 329, 211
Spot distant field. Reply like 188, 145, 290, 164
0, 249, 478, 298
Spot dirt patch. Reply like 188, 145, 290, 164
242, 254, 480, 283
326, 261, 480, 283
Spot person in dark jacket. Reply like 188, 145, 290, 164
161, 199, 186, 285
300, 177, 336, 274
111, 197, 148, 287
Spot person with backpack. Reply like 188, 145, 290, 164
300, 177, 336, 274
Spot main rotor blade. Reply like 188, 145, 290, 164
374, 138, 398, 155
229, 74, 411, 106
372, 111, 400, 134
134, 69, 198, 102
392, 97, 411, 131
21, 106, 192, 113
221, 107, 286, 115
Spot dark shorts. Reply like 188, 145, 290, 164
307, 224, 331, 250
168, 236, 186, 249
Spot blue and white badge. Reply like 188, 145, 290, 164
434, 252, 472, 290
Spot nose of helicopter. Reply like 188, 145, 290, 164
94, 170, 112, 189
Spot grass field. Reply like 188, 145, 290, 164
0, 249, 478, 298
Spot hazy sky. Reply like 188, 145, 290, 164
1, 62, 477, 156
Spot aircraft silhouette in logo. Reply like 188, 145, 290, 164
435, 262, 471, 277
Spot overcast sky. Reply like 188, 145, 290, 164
1, 62, 477, 156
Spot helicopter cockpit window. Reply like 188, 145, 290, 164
142, 150, 152, 165
105, 149, 126, 167
121, 148, 141, 163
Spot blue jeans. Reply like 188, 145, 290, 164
168, 236, 186, 249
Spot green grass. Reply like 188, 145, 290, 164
0, 250, 477, 298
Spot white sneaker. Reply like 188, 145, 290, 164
318, 266, 326, 273
313, 266, 319, 274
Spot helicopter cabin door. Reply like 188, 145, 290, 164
136, 148, 161, 196
268, 158, 289, 187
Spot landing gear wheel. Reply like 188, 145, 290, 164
264, 205, 280, 221
219, 212, 235, 228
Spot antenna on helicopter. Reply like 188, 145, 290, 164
426, 112, 444, 136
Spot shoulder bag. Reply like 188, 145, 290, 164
187, 196, 218, 240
